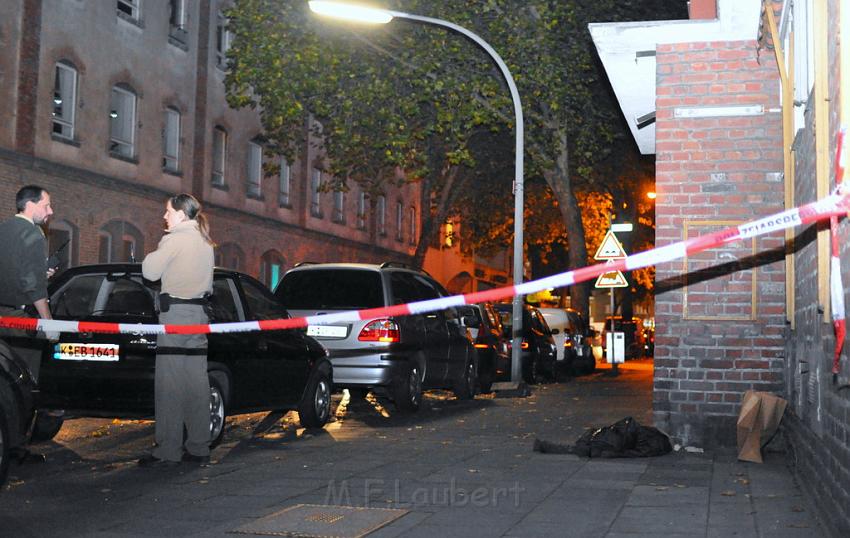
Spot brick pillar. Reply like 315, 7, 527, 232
15, 0, 42, 155
653, 40, 784, 446
191, 0, 211, 202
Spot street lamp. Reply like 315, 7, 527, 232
309, 1, 527, 385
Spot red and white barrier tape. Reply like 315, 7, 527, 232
2, 191, 848, 336
831, 127, 848, 374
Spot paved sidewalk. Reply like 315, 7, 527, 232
0, 360, 827, 537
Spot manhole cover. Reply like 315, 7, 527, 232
230, 504, 409, 537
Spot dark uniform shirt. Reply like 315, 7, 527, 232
0, 215, 48, 307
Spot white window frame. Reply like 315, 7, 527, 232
117, 0, 141, 20
395, 201, 403, 241
357, 191, 367, 229
780, 0, 815, 132
247, 141, 263, 196
163, 107, 181, 171
48, 220, 75, 269
408, 206, 416, 245
377, 195, 386, 235
278, 159, 291, 206
121, 234, 137, 262
215, 10, 232, 69
311, 168, 322, 217
52, 62, 77, 140
333, 190, 345, 223
212, 127, 227, 186
109, 86, 137, 158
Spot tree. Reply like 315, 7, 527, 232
225, 0, 685, 318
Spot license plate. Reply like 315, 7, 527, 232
54, 343, 120, 362
306, 325, 347, 338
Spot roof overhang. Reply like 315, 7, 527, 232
589, 0, 763, 155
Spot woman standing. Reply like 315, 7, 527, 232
139, 194, 215, 466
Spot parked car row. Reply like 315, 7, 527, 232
1, 260, 601, 488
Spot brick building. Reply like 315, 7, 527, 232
0, 0, 426, 289
592, 0, 850, 534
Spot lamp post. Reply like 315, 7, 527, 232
309, 1, 527, 385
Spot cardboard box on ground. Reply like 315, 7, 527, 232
736, 390, 788, 463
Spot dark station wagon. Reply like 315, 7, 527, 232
32, 264, 333, 446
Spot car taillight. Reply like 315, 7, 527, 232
358, 319, 400, 343
520, 340, 529, 350
564, 340, 573, 348
474, 343, 489, 349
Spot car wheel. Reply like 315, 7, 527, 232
208, 372, 229, 448
523, 355, 541, 385
298, 368, 332, 429
478, 355, 495, 394
453, 356, 478, 400
29, 411, 63, 443
393, 362, 422, 412
0, 402, 9, 487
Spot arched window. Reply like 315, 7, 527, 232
259, 250, 286, 291
52, 61, 77, 140
215, 242, 244, 271
98, 220, 144, 263
47, 219, 79, 271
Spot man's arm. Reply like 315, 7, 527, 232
33, 298, 51, 320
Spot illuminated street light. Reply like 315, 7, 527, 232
647, 191, 657, 200
309, 1, 528, 385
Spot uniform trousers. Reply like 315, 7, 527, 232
152, 303, 210, 462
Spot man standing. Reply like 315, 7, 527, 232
0, 185, 57, 382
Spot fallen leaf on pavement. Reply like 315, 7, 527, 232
721, 490, 737, 496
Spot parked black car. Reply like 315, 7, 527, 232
0, 341, 36, 487
275, 262, 478, 412
493, 303, 557, 385
33, 264, 333, 446
457, 303, 509, 393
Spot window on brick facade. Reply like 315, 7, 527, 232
408, 206, 416, 245
278, 159, 291, 206
215, 10, 232, 69
212, 126, 226, 186
215, 242, 244, 271
259, 250, 286, 291
109, 85, 137, 159
780, 0, 815, 132
169, 0, 188, 44
169, 0, 186, 29
356, 191, 367, 230
47, 219, 77, 271
395, 201, 403, 242
98, 220, 143, 263
52, 62, 77, 140
377, 195, 386, 236
117, 0, 140, 21
247, 141, 263, 197
310, 168, 322, 217
332, 190, 345, 223
162, 107, 181, 172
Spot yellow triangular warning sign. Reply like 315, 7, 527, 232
594, 230, 627, 260
595, 270, 629, 288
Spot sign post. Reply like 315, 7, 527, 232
594, 228, 629, 375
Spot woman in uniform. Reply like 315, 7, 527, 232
139, 193, 215, 466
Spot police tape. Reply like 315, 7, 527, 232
2, 192, 849, 336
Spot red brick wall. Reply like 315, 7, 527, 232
654, 40, 784, 446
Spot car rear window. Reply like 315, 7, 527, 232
276, 269, 384, 309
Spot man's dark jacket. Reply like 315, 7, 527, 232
0, 215, 48, 307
